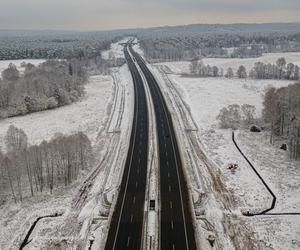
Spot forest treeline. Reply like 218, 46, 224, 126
0, 125, 94, 203
0, 33, 111, 60
138, 29, 300, 62
188, 57, 300, 81
0, 60, 87, 118
263, 82, 300, 159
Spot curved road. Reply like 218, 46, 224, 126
105, 44, 149, 250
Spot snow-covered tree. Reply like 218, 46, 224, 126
225, 67, 234, 78
237, 65, 247, 78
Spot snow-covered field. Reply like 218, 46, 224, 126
0, 59, 45, 74
0, 75, 113, 150
0, 39, 136, 249
0, 73, 114, 248
158, 52, 300, 75
153, 53, 300, 249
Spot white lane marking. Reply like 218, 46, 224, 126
168, 172, 170, 178
130, 214, 134, 223
133, 196, 136, 204
167, 161, 169, 166
169, 185, 172, 192
173, 244, 175, 250
171, 220, 174, 230
170, 201, 173, 209
153, 79, 191, 249
166, 151, 168, 157
127, 237, 130, 247
112, 47, 140, 250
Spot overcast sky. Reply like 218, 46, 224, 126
0, 0, 300, 31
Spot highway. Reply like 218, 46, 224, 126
104, 44, 149, 250
129, 46, 197, 249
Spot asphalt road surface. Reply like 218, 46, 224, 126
105, 44, 149, 250
130, 46, 197, 250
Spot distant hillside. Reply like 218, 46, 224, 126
1, 22, 300, 38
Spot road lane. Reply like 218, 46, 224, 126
105, 44, 149, 250
130, 46, 197, 250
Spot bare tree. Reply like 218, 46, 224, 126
241, 104, 256, 125
237, 65, 247, 78
5, 125, 28, 152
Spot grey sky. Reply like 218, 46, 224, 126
0, 0, 300, 30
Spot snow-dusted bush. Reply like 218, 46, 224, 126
217, 104, 241, 129
217, 104, 256, 129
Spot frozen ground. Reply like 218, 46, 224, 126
0, 75, 113, 151
0, 39, 135, 249
153, 53, 300, 249
0, 73, 114, 248
0, 59, 45, 74
158, 52, 300, 75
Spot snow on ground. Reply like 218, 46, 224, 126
154, 54, 300, 249
0, 75, 113, 151
0, 38, 134, 249
0, 73, 114, 249
0, 59, 45, 74
101, 38, 128, 60
158, 52, 300, 75
166, 75, 300, 212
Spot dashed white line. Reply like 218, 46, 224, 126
135, 181, 138, 188
127, 237, 130, 247
133, 196, 136, 204
168, 172, 170, 178
171, 220, 174, 230
169, 185, 172, 192
130, 214, 134, 223
170, 201, 173, 209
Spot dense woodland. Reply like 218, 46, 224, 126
0, 33, 128, 119
0, 31, 114, 60
0, 60, 87, 118
263, 82, 300, 159
137, 23, 300, 61
0, 126, 94, 203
